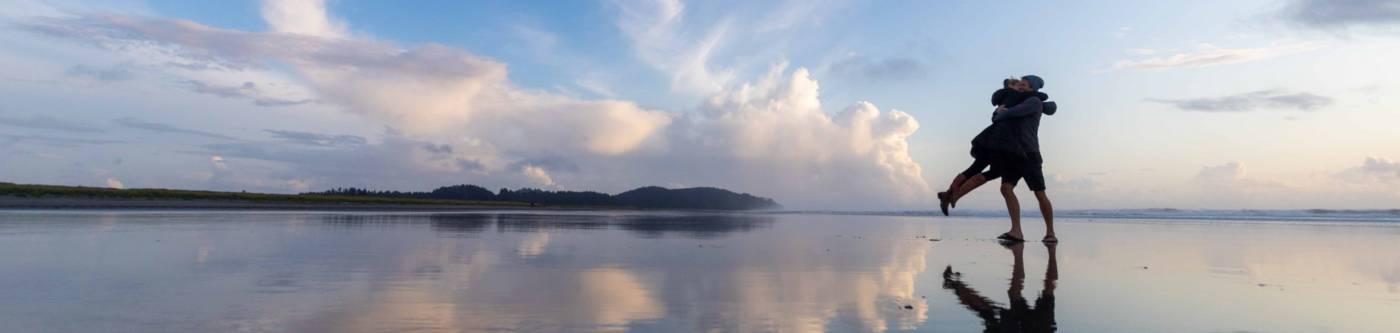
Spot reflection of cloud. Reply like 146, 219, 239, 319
305, 213, 927, 332
574, 268, 668, 331
516, 232, 550, 257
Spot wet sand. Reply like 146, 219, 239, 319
1, 210, 1396, 332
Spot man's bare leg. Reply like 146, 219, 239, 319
1000, 183, 1023, 240
1034, 191, 1056, 242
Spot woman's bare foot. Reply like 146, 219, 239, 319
937, 192, 951, 216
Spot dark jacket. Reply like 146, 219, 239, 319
989, 97, 1057, 154
971, 91, 1054, 155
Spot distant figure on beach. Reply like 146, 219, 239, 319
943, 242, 1058, 332
937, 75, 1058, 243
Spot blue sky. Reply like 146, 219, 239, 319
2, 0, 1398, 209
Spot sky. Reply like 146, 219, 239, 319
1, 0, 1398, 210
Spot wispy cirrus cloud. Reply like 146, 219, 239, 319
1110, 42, 1318, 71
0, 134, 121, 147
263, 129, 366, 146
0, 115, 103, 132
184, 80, 315, 107
826, 54, 928, 83
1149, 89, 1334, 112
65, 64, 134, 82
113, 117, 238, 141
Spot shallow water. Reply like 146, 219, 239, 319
1, 210, 1397, 332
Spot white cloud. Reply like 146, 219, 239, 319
640, 64, 932, 207
210, 155, 227, 170
1196, 162, 1249, 184
105, 177, 125, 189
259, 0, 347, 38
612, 0, 735, 96
1111, 42, 1318, 71
521, 164, 555, 187
1335, 157, 1400, 184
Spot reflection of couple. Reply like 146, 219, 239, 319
943, 242, 1058, 332
938, 75, 1058, 243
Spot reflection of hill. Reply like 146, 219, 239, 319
318, 213, 775, 239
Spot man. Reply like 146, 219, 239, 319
945, 75, 1057, 243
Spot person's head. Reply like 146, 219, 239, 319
1011, 79, 1031, 92
1020, 75, 1044, 91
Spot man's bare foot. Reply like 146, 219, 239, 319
1042, 235, 1058, 243
997, 231, 1025, 242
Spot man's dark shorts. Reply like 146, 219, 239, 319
1002, 152, 1046, 192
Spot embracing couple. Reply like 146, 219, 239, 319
938, 75, 1058, 243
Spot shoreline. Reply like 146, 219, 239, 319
0, 197, 556, 211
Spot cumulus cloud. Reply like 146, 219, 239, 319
11, 1, 934, 208
113, 117, 238, 141
105, 177, 125, 189
1111, 42, 1317, 70
1335, 157, 1400, 184
521, 165, 556, 187
638, 64, 931, 207
1194, 162, 1290, 190
18, 14, 672, 154
210, 155, 227, 170
1196, 162, 1249, 184
1281, 0, 1400, 30
1150, 89, 1334, 112
827, 55, 928, 83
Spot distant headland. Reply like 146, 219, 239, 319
0, 182, 780, 211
